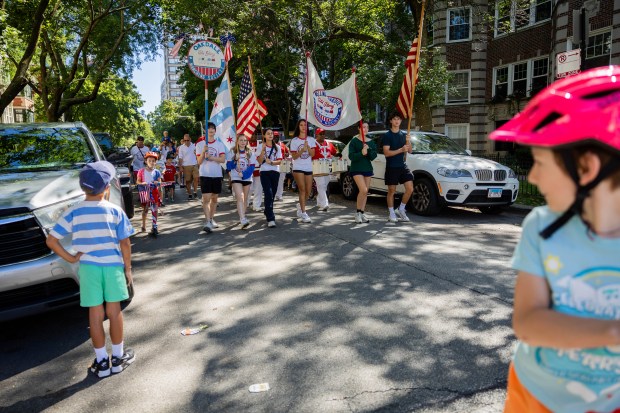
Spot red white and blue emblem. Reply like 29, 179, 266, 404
187, 41, 225, 81
313, 90, 343, 127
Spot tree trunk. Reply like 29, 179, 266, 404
414, 104, 433, 131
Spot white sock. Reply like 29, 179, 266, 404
388, 207, 395, 215
399, 203, 407, 211
112, 342, 124, 358
95, 346, 108, 362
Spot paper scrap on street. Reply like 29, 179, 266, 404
181, 325, 208, 336
248, 383, 270, 393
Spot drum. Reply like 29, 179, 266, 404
280, 158, 292, 173
331, 158, 348, 173
312, 159, 330, 176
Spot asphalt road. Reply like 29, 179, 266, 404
0, 188, 528, 412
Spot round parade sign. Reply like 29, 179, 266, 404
187, 40, 225, 81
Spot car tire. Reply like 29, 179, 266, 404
478, 205, 506, 214
123, 189, 135, 219
340, 173, 359, 200
410, 178, 441, 216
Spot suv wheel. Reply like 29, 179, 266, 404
410, 178, 441, 216
341, 173, 358, 200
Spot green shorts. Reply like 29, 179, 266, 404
78, 263, 129, 307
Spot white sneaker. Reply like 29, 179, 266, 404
355, 212, 363, 223
253, 206, 264, 212
240, 218, 250, 229
319, 205, 329, 211
300, 212, 312, 223
361, 213, 370, 223
267, 220, 276, 228
395, 208, 410, 222
387, 214, 398, 223
211, 218, 220, 228
203, 221, 214, 233
275, 196, 283, 201
296, 203, 302, 218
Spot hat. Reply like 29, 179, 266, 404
273, 131, 280, 137
79, 161, 116, 195
145, 151, 159, 160
316, 128, 325, 135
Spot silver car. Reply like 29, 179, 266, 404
0, 122, 127, 321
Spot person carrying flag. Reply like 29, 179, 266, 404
312, 128, 337, 211
136, 152, 163, 237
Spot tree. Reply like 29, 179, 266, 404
147, 100, 199, 141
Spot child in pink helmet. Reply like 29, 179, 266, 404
490, 66, 620, 412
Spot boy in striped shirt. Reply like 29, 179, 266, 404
46, 161, 136, 378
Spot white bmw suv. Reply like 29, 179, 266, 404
339, 130, 520, 215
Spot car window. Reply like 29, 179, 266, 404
93, 133, 114, 156
372, 134, 383, 155
0, 126, 96, 172
412, 133, 468, 155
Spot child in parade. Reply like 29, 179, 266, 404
257, 128, 283, 228
382, 112, 413, 222
45, 161, 135, 378
290, 119, 316, 223
226, 134, 256, 228
312, 127, 338, 211
349, 121, 377, 223
196, 122, 226, 233
163, 153, 177, 202
489, 66, 620, 413
136, 151, 162, 236
274, 131, 289, 201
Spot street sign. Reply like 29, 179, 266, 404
187, 40, 225, 81
556, 49, 581, 78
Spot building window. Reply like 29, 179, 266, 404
169, 58, 180, 64
445, 124, 470, 149
447, 8, 471, 42
169, 74, 179, 81
494, 0, 551, 36
168, 66, 177, 73
586, 31, 611, 59
13, 109, 34, 123
492, 57, 548, 100
17, 85, 33, 99
170, 90, 183, 97
446, 71, 470, 104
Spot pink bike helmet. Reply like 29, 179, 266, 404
490, 66, 620, 239
490, 65, 620, 154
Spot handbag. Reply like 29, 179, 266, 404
121, 281, 134, 310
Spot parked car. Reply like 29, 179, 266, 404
339, 130, 520, 215
0, 122, 132, 321
92, 132, 134, 219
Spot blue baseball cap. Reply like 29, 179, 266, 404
79, 161, 116, 194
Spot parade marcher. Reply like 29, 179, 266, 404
45, 161, 135, 378
257, 128, 283, 228
312, 128, 337, 211
196, 122, 226, 233
226, 134, 256, 229
274, 131, 289, 201
130, 135, 147, 183
248, 133, 263, 212
136, 152, 162, 236
177, 133, 199, 200
382, 112, 413, 222
290, 119, 316, 223
349, 121, 377, 223
489, 67, 620, 413
163, 153, 178, 202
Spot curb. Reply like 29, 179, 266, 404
509, 203, 534, 213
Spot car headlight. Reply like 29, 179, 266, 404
436, 167, 472, 178
33, 196, 84, 232
508, 168, 517, 179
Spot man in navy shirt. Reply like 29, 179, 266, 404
382, 112, 413, 222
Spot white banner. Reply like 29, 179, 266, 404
300, 58, 362, 131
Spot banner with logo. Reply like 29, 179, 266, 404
300, 58, 362, 131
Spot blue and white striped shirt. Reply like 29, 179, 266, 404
50, 200, 135, 266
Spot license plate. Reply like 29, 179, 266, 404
329, 174, 338, 182
488, 188, 503, 198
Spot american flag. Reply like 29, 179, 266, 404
396, 38, 420, 119
237, 66, 267, 137
224, 40, 233, 62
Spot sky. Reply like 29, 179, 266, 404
131, 52, 163, 115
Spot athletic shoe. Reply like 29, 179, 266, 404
361, 213, 370, 223
211, 219, 219, 228
240, 218, 250, 229
300, 212, 312, 223
275, 196, 283, 201
355, 212, 363, 223
395, 208, 410, 222
268, 220, 276, 228
319, 205, 329, 211
296, 203, 302, 218
111, 348, 136, 374
90, 357, 111, 378
203, 221, 213, 233
149, 227, 158, 237
187, 194, 193, 200
180, 184, 186, 188
253, 206, 264, 212
387, 214, 399, 223
193, 192, 198, 198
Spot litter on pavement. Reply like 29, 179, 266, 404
180, 325, 208, 336
248, 383, 270, 393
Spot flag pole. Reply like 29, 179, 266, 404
405, 0, 426, 160
352, 66, 365, 143
247, 56, 263, 136
304, 52, 311, 127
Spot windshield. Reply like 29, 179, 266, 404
410, 133, 468, 155
0, 126, 96, 172
93, 133, 114, 156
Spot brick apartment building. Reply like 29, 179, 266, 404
428, 0, 618, 154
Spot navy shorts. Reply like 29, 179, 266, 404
384, 167, 413, 186
200, 177, 223, 194
351, 171, 373, 177
231, 180, 251, 186
293, 170, 313, 176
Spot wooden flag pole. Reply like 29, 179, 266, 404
352, 66, 365, 143
405, 0, 426, 160
247, 56, 263, 136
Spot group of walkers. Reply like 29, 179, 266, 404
130, 112, 418, 236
